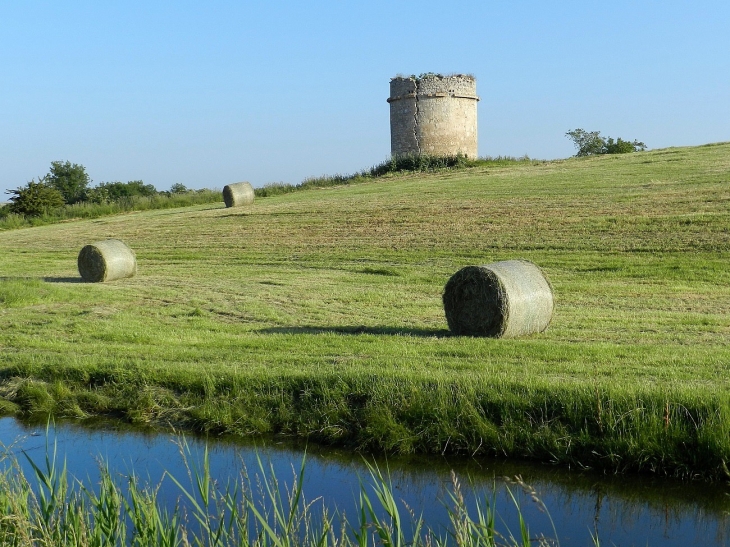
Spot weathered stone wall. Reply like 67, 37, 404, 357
388, 74, 479, 158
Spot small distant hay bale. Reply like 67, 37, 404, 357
442, 260, 554, 338
77, 239, 137, 283
222, 181, 255, 208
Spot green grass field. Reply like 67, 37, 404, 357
1, 143, 729, 479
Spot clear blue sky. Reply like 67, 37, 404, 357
1, 1, 728, 196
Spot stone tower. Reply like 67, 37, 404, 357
387, 74, 479, 158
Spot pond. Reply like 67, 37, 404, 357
1, 417, 729, 546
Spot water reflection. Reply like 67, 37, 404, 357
1, 417, 729, 546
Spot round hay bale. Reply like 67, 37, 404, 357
222, 181, 254, 208
77, 239, 137, 283
442, 260, 553, 338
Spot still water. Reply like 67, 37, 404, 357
1, 417, 729, 547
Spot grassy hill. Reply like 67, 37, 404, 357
1, 143, 729, 479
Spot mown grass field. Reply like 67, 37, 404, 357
1, 143, 729, 479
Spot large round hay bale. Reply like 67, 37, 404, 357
442, 260, 554, 338
77, 239, 137, 283
222, 181, 255, 208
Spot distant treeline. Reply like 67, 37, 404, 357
0, 161, 220, 230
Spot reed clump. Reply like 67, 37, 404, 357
0, 435, 562, 547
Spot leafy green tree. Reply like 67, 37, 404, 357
6, 180, 65, 216
566, 129, 646, 157
565, 129, 606, 156
169, 183, 188, 194
46, 160, 91, 204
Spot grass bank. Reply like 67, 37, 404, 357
1, 143, 729, 479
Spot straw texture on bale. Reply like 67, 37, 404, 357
442, 260, 554, 338
77, 239, 137, 283
222, 181, 255, 208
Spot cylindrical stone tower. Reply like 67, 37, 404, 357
387, 74, 479, 158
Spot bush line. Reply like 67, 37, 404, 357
0, 190, 222, 231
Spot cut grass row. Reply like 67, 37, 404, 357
1, 143, 729, 479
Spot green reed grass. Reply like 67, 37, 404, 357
0, 434, 564, 547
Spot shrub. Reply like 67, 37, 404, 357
95, 180, 157, 201
604, 137, 646, 154
566, 129, 646, 156
84, 185, 112, 204
254, 182, 297, 198
5, 180, 65, 217
370, 153, 472, 176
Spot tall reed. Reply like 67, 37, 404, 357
0, 434, 568, 547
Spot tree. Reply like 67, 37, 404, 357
565, 129, 605, 157
6, 180, 65, 216
566, 129, 646, 157
169, 183, 188, 194
46, 160, 91, 204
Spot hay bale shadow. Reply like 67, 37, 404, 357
43, 277, 86, 284
259, 325, 451, 338
1, 276, 85, 284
